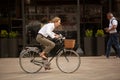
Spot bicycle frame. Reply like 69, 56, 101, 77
20, 34, 66, 65
48, 47, 65, 63
46, 35, 65, 63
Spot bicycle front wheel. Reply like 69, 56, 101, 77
19, 50, 42, 73
56, 49, 80, 73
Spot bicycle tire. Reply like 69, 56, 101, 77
56, 49, 80, 73
19, 50, 42, 73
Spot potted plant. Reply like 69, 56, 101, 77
85, 29, 93, 37
0, 30, 9, 57
8, 31, 19, 57
84, 29, 94, 56
95, 29, 105, 56
95, 29, 104, 37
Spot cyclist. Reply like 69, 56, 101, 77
36, 17, 61, 60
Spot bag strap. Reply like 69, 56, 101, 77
111, 19, 115, 25
111, 19, 118, 25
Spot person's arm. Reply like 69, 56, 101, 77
105, 20, 118, 32
106, 25, 117, 32
46, 26, 55, 38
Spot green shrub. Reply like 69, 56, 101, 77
95, 29, 104, 37
85, 29, 93, 37
0, 30, 8, 38
9, 31, 18, 38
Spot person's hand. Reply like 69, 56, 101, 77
104, 28, 110, 33
54, 34, 60, 39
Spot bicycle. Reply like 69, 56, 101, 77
19, 34, 81, 73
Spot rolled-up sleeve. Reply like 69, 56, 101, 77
112, 20, 118, 26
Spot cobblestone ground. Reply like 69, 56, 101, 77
0, 56, 120, 80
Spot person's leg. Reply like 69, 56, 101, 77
36, 35, 46, 59
112, 45, 117, 55
106, 35, 113, 58
114, 45, 120, 58
41, 38, 55, 55
40, 39, 55, 59
36, 35, 55, 59
112, 34, 120, 58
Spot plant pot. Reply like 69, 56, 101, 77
96, 37, 105, 56
0, 38, 9, 58
84, 37, 93, 56
8, 38, 18, 57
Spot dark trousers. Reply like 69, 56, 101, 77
106, 33, 120, 58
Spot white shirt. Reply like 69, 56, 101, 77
109, 17, 118, 33
38, 23, 55, 38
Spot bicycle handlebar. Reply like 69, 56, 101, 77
58, 34, 66, 40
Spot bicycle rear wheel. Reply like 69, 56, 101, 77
19, 50, 42, 73
56, 49, 80, 73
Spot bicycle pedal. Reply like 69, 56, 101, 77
32, 60, 44, 66
33, 61, 42, 66
44, 67, 52, 71
44, 63, 51, 70
46, 63, 51, 66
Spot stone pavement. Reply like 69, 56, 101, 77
0, 56, 120, 80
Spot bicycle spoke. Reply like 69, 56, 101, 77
19, 51, 42, 73
56, 50, 80, 73
63, 52, 69, 62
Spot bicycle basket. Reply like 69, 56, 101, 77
64, 39, 75, 49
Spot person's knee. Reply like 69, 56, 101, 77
50, 42, 55, 48
48, 42, 55, 49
